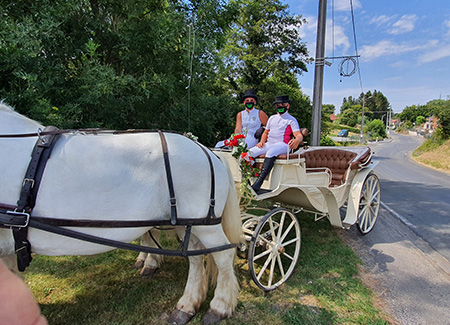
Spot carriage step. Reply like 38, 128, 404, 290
256, 189, 272, 195
342, 222, 352, 229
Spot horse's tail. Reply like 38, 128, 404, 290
206, 153, 243, 286
218, 154, 243, 246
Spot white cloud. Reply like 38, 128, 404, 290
389, 14, 418, 35
334, 0, 361, 11
445, 20, 450, 37
359, 40, 438, 62
300, 16, 350, 56
418, 44, 450, 63
369, 15, 395, 27
326, 22, 350, 54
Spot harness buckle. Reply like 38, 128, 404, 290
170, 198, 177, 207
23, 178, 35, 188
37, 127, 46, 144
210, 199, 215, 207
5, 210, 30, 228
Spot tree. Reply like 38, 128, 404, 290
367, 119, 386, 139
437, 100, 450, 139
416, 116, 426, 126
339, 105, 360, 127
221, 0, 310, 91
218, 0, 313, 131
0, 0, 238, 145
341, 90, 391, 121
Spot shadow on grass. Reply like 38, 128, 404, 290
25, 213, 389, 324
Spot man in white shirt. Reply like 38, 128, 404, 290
249, 95, 303, 192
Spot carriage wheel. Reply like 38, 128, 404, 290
248, 208, 301, 291
357, 173, 381, 234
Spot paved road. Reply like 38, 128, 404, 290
341, 133, 450, 325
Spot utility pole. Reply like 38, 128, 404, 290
311, 0, 327, 146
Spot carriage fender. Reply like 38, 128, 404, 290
342, 161, 379, 226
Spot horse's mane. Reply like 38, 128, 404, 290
0, 101, 15, 112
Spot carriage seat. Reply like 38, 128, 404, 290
300, 147, 372, 186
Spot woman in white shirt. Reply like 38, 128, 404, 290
215, 89, 268, 148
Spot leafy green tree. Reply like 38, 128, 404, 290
367, 119, 386, 139
222, 0, 310, 92
0, 0, 238, 145
437, 100, 450, 139
338, 106, 358, 127
416, 116, 426, 126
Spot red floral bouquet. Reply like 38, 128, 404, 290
225, 134, 259, 200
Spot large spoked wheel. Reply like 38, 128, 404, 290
248, 208, 301, 291
357, 172, 381, 234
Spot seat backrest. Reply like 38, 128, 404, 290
300, 148, 357, 186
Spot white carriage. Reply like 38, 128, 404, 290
215, 145, 380, 291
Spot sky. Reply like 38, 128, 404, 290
284, 0, 450, 114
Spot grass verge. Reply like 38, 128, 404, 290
412, 138, 450, 173
24, 214, 391, 324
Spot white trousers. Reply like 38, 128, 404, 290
249, 141, 289, 158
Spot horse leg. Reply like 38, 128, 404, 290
203, 248, 239, 324
168, 231, 208, 325
1, 255, 22, 278
193, 226, 239, 324
133, 229, 163, 277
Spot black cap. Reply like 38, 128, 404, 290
242, 89, 258, 101
273, 95, 291, 105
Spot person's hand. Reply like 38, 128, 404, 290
256, 141, 266, 148
0, 260, 48, 325
288, 137, 300, 149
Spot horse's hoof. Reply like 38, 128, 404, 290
140, 267, 158, 277
202, 309, 226, 324
167, 309, 194, 325
133, 260, 144, 269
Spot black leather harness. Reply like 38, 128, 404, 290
0, 129, 236, 271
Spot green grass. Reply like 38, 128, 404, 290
24, 215, 390, 324
412, 138, 445, 156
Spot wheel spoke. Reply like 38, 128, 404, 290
282, 251, 294, 261
269, 217, 276, 240
256, 251, 273, 281
253, 248, 271, 261
268, 252, 276, 287
280, 220, 296, 243
282, 237, 300, 247
277, 254, 285, 278
276, 212, 286, 242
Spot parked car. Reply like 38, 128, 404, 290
338, 129, 349, 137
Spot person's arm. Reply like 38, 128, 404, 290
257, 129, 269, 148
234, 112, 242, 134
0, 260, 48, 325
259, 110, 268, 126
288, 130, 303, 149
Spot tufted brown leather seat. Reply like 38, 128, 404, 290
300, 147, 372, 186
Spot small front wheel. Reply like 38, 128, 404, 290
357, 173, 381, 234
248, 208, 301, 291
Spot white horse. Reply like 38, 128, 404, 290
0, 102, 242, 324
